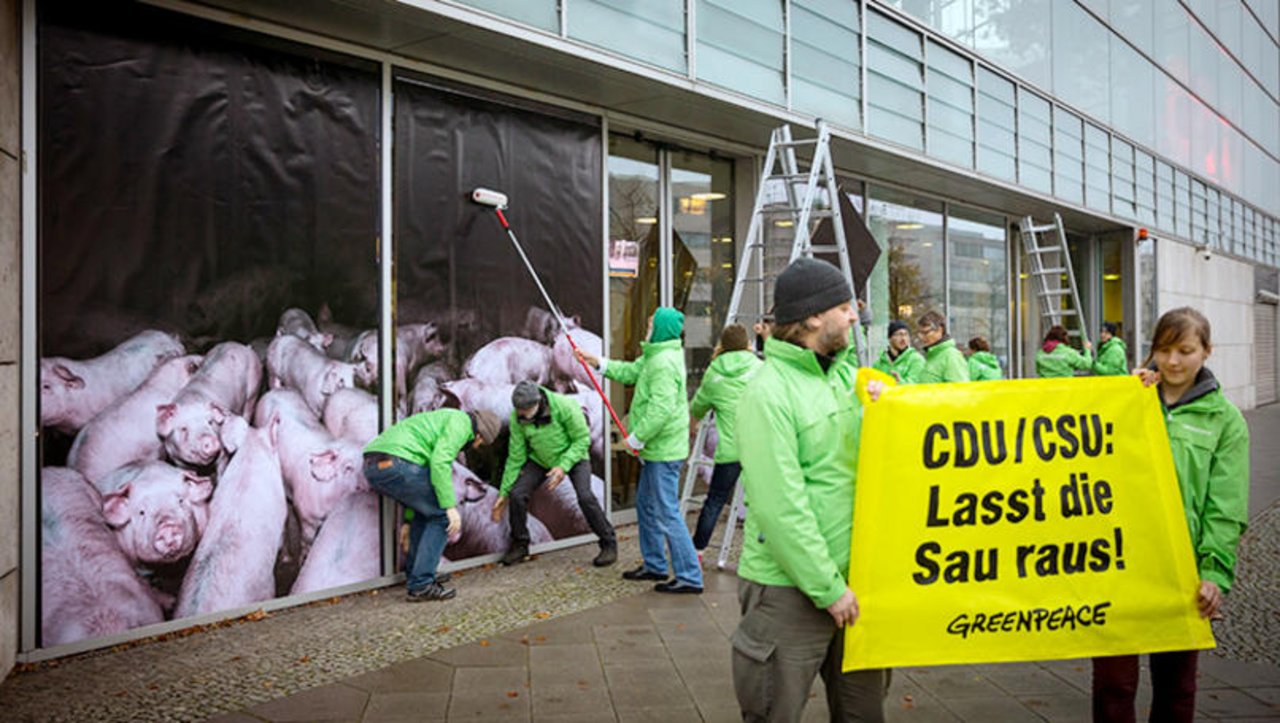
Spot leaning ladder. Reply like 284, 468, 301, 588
679, 119, 863, 570
1019, 213, 1091, 353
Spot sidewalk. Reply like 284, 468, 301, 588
2, 403, 1278, 722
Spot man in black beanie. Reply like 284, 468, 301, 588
732, 257, 889, 721
872, 319, 925, 383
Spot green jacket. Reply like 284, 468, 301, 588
1162, 369, 1250, 594
920, 338, 970, 383
499, 388, 590, 497
690, 350, 763, 463
1036, 342, 1093, 378
603, 338, 689, 461
736, 337, 861, 609
872, 346, 925, 384
967, 351, 1004, 381
365, 408, 473, 508
1093, 337, 1129, 376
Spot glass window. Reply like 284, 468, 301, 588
1190, 178, 1208, 244
669, 150, 735, 389
1100, 235, 1125, 347
1206, 188, 1222, 249
1155, 161, 1175, 233
1157, 75, 1193, 169
972, 0, 1052, 90
792, 0, 862, 131
1110, 39, 1156, 148
1017, 89, 1053, 194
1053, 107, 1084, 205
926, 39, 974, 167
867, 186, 944, 329
457, 0, 558, 31
977, 66, 1017, 181
948, 205, 1009, 373
1112, 138, 1137, 219
1137, 233, 1156, 363
1190, 99, 1220, 184
1175, 170, 1191, 239
887, 0, 976, 45
1188, 20, 1220, 108
1098, 125, 1128, 195
696, 0, 785, 105
1110, 0, 1155, 50
1135, 150, 1156, 226
1154, 0, 1191, 85
570, 0, 686, 73
1052, 1, 1111, 123
867, 9, 925, 150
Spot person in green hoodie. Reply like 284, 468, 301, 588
1092, 321, 1130, 376
577, 307, 703, 594
966, 336, 1004, 381
916, 310, 970, 383
732, 258, 888, 722
872, 320, 925, 383
1093, 307, 1249, 722
492, 381, 616, 568
689, 323, 762, 554
364, 408, 502, 602
1035, 325, 1093, 378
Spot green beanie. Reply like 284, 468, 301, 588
650, 307, 684, 343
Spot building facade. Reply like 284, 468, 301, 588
2, 0, 1277, 670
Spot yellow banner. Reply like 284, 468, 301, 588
844, 376, 1213, 671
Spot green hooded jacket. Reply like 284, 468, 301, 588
967, 351, 1004, 381
603, 309, 689, 462
690, 350, 763, 463
736, 336, 861, 609
365, 408, 474, 508
1093, 337, 1129, 376
1162, 369, 1250, 594
499, 387, 591, 497
1036, 342, 1093, 378
920, 338, 970, 383
873, 346, 925, 384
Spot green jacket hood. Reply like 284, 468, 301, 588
690, 350, 763, 463
650, 307, 684, 343
710, 349, 760, 378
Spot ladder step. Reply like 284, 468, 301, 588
1026, 246, 1064, 254
1026, 224, 1057, 233
1041, 289, 1073, 296
774, 139, 819, 148
760, 207, 834, 216
806, 245, 841, 253
1030, 267, 1068, 275
767, 172, 828, 181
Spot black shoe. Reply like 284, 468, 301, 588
622, 565, 666, 581
435, 571, 452, 584
654, 580, 703, 595
593, 544, 618, 567
501, 543, 530, 566
406, 582, 456, 602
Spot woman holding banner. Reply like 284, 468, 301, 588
1035, 325, 1093, 378
1092, 307, 1249, 722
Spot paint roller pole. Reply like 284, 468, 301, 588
470, 188, 638, 455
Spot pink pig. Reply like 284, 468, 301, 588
551, 318, 603, 389
173, 415, 286, 618
267, 335, 356, 416
276, 308, 333, 351
67, 355, 203, 486
463, 337, 558, 388
41, 467, 165, 647
256, 390, 369, 547
289, 491, 380, 596
445, 462, 552, 560
42, 330, 184, 434
156, 342, 262, 469
322, 387, 379, 443
97, 461, 214, 566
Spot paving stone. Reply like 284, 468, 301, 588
343, 658, 453, 694
981, 663, 1085, 696
245, 683, 368, 721
1196, 687, 1280, 718
1247, 686, 1280, 704
531, 681, 613, 716
937, 694, 1044, 722
614, 705, 703, 723
1015, 693, 1091, 723
427, 637, 527, 668
1199, 656, 1280, 688
450, 666, 527, 695
909, 666, 1008, 700
536, 713, 617, 723
360, 691, 448, 722
604, 660, 694, 710
205, 714, 268, 723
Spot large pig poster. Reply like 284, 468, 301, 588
38, 6, 383, 647
392, 76, 606, 563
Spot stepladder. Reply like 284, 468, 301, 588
1019, 213, 1091, 356
679, 119, 867, 570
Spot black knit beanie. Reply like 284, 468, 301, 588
772, 258, 852, 324
888, 320, 909, 339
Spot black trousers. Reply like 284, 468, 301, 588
508, 459, 615, 545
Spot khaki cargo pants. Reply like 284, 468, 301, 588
731, 579, 890, 722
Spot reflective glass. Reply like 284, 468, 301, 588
948, 205, 1009, 372
792, 0, 862, 131
973, 0, 1052, 90
1154, 0, 1191, 83
1053, 107, 1084, 205
867, 10, 925, 150
570, 0, 686, 72
977, 67, 1016, 181
696, 0, 785, 104
1085, 124, 1112, 213
1109, 40, 1155, 148
867, 186, 944, 329
1110, 0, 1155, 49
457, 0, 558, 30
1190, 178, 1208, 244
1157, 75, 1193, 168
1189, 98, 1221, 184
927, 40, 974, 167
1017, 89, 1053, 194
1155, 161, 1175, 233
1052, 1, 1111, 122
1112, 138, 1136, 219
1135, 149, 1156, 226
1175, 170, 1191, 238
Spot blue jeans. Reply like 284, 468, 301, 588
693, 462, 741, 550
363, 454, 447, 592
637, 459, 703, 587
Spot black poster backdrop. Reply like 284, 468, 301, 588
38, 4, 381, 648
393, 78, 606, 562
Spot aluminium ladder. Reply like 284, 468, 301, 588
679, 119, 865, 571
1019, 213, 1092, 354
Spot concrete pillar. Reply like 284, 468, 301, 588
0, 0, 20, 680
